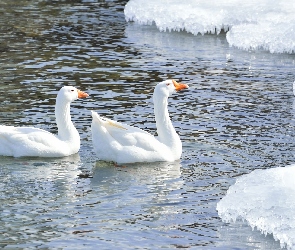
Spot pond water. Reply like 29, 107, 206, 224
0, 0, 295, 249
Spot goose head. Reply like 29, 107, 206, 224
154, 80, 189, 97
57, 86, 89, 102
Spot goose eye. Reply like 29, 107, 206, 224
71, 89, 74, 92
166, 83, 170, 86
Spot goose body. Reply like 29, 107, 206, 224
91, 80, 188, 164
0, 86, 88, 157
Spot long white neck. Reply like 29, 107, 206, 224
153, 92, 182, 158
55, 96, 79, 142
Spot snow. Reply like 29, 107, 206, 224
124, 0, 295, 54
217, 165, 295, 250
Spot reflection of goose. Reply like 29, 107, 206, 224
91, 80, 188, 163
1, 154, 83, 205
95, 160, 182, 181
0, 86, 88, 157
92, 160, 183, 195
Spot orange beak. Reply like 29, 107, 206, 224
77, 90, 89, 98
172, 80, 189, 91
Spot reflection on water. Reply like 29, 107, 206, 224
1, 0, 295, 249
0, 154, 83, 248
217, 220, 283, 250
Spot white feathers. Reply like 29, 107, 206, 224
0, 86, 88, 157
91, 80, 188, 164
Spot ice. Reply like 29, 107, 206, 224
217, 165, 295, 250
124, 0, 295, 54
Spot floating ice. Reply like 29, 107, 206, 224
217, 165, 295, 250
124, 0, 295, 54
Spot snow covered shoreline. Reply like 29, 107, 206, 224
124, 0, 295, 54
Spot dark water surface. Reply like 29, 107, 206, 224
0, 0, 295, 249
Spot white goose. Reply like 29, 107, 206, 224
91, 79, 188, 164
0, 86, 89, 157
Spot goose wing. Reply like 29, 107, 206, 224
91, 111, 162, 152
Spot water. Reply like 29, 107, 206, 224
0, 0, 295, 249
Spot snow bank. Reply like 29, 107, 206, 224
217, 165, 295, 249
124, 0, 295, 54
